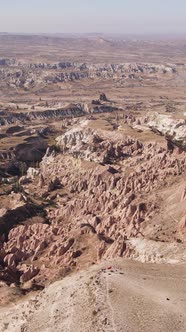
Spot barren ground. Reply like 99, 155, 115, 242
0, 34, 186, 331
0, 259, 186, 332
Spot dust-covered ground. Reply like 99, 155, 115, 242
0, 259, 186, 332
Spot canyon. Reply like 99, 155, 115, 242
0, 34, 186, 331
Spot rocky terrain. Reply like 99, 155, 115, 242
0, 260, 186, 332
0, 115, 186, 287
0, 34, 186, 331
0, 60, 177, 90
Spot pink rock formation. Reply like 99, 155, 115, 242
1, 125, 186, 285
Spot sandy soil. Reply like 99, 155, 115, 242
0, 259, 185, 332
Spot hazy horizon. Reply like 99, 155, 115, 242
0, 0, 186, 35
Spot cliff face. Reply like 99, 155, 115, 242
0, 103, 118, 126
0, 60, 177, 89
145, 113, 186, 150
121, 112, 186, 151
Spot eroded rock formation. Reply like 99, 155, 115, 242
0, 121, 186, 286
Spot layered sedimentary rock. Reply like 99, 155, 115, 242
145, 113, 186, 150
0, 60, 177, 89
122, 112, 186, 151
0, 103, 117, 126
